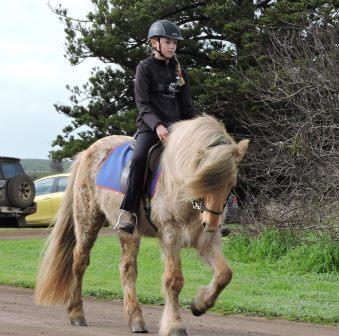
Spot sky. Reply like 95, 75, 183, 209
0, 0, 102, 159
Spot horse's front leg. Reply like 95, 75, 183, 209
119, 234, 148, 333
191, 238, 232, 316
160, 244, 187, 336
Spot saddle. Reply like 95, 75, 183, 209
120, 140, 163, 196
96, 139, 163, 231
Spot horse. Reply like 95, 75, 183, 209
35, 115, 249, 336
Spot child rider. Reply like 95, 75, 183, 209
116, 19, 197, 235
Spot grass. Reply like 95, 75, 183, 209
0, 230, 338, 324
226, 229, 338, 273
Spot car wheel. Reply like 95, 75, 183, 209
7, 175, 35, 208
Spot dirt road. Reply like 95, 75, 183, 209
0, 285, 337, 336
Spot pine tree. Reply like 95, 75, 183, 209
49, 0, 278, 159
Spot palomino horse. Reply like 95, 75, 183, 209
35, 115, 248, 336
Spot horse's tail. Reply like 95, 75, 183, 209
35, 152, 84, 306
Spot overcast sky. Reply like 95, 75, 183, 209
0, 0, 102, 159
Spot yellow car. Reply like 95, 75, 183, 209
26, 173, 69, 226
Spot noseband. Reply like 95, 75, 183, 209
192, 198, 227, 216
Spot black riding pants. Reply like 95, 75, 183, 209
120, 131, 160, 213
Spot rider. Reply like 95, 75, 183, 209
116, 19, 197, 235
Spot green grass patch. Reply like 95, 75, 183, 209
226, 229, 339, 273
0, 231, 338, 324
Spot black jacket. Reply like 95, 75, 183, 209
134, 56, 197, 133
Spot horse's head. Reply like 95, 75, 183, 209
162, 115, 249, 234
188, 139, 249, 233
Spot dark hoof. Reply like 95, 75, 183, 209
170, 328, 188, 336
131, 321, 149, 333
70, 317, 87, 326
190, 302, 205, 317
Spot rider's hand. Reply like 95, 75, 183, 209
156, 124, 169, 143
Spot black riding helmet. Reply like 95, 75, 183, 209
147, 20, 184, 41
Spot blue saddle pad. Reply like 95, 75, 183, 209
96, 141, 161, 198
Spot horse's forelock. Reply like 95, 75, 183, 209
182, 146, 237, 199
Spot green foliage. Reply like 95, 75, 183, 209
226, 229, 300, 262
48, 0, 291, 159
279, 237, 339, 274
225, 229, 339, 273
50, 0, 339, 159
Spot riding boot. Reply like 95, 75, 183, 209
115, 210, 137, 235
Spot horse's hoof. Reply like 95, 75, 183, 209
190, 301, 205, 317
70, 317, 87, 326
131, 321, 149, 333
170, 328, 188, 336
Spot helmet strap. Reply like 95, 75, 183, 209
149, 37, 172, 60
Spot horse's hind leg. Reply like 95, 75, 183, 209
191, 239, 232, 316
119, 235, 148, 333
67, 210, 103, 326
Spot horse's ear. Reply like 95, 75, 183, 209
233, 139, 249, 164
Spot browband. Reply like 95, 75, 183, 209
207, 140, 231, 148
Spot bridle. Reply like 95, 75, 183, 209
192, 198, 227, 216
190, 139, 232, 218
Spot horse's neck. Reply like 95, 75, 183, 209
156, 168, 179, 199
152, 172, 195, 223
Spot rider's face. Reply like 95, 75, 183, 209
151, 37, 178, 59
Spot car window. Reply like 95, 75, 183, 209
35, 178, 55, 196
0, 162, 24, 179
56, 176, 68, 192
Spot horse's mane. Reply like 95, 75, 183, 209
161, 115, 237, 201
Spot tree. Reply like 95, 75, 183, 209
49, 0, 280, 159
238, 16, 338, 231
50, 159, 64, 173
50, 0, 338, 231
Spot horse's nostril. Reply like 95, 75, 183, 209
203, 222, 207, 228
